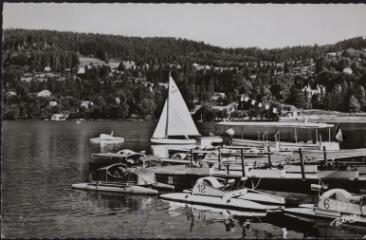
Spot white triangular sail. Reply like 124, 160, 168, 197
152, 100, 167, 138
152, 76, 200, 139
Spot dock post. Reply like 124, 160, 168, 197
240, 149, 245, 177
323, 146, 327, 166
267, 146, 272, 167
218, 148, 222, 171
299, 148, 305, 180
226, 164, 230, 176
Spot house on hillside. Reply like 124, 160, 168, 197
158, 82, 169, 89
210, 92, 226, 102
80, 100, 94, 109
51, 113, 68, 121
44, 66, 51, 72
211, 102, 237, 113
343, 67, 353, 75
302, 84, 326, 97
77, 67, 86, 75
122, 60, 136, 70
37, 90, 52, 98
21, 73, 33, 82
49, 101, 58, 107
7, 91, 17, 97
279, 104, 303, 120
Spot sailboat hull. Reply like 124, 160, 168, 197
151, 138, 197, 145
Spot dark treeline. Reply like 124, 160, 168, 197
3, 29, 366, 120
5, 29, 366, 68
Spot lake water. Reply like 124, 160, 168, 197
2, 120, 366, 238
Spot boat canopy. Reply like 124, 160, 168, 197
152, 76, 200, 139
320, 188, 362, 203
217, 121, 334, 129
96, 163, 156, 185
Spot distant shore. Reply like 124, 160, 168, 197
302, 110, 366, 123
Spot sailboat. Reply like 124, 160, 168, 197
151, 75, 201, 145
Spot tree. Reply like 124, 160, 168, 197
138, 98, 156, 118
284, 61, 290, 73
288, 88, 311, 109
354, 84, 366, 110
348, 95, 361, 112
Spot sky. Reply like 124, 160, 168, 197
3, 3, 366, 49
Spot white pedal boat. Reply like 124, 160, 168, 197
73, 163, 174, 195
284, 189, 366, 225
160, 177, 285, 212
90, 131, 124, 144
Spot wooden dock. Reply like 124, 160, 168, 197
150, 147, 366, 194
151, 164, 366, 194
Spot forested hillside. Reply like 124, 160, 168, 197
3, 29, 366, 120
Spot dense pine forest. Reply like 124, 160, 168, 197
3, 29, 366, 120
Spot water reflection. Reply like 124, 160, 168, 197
164, 199, 366, 239
264, 212, 366, 239
83, 191, 154, 212
164, 200, 288, 238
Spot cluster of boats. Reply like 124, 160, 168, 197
79, 74, 365, 226
73, 159, 366, 225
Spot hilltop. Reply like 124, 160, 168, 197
3, 29, 366, 120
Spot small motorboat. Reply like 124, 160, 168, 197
72, 163, 174, 195
284, 189, 366, 225
90, 149, 146, 169
89, 131, 124, 144
160, 177, 285, 212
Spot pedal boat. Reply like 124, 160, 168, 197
90, 149, 146, 169
284, 189, 366, 225
73, 163, 174, 195
160, 177, 285, 212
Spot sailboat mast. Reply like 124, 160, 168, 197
165, 73, 170, 139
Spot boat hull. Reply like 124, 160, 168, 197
284, 207, 366, 225
160, 192, 272, 212
151, 138, 197, 145
72, 182, 158, 195
89, 137, 124, 144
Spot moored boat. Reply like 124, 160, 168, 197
217, 121, 340, 151
89, 131, 124, 144
72, 163, 174, 195
90, 149, 146, 169
151, 75, 201, 145
284, 188, 366, 225
160, 177, 285, 212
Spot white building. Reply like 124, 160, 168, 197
51, 113, 67, 121
37, 90, 52, 97
302, 84, 326, 97
77, 67, 86, 74
343, 67, 353, 75
80, 100, 94, 109
49, 101, 58, 107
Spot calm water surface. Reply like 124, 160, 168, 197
2, 120, 366, 238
